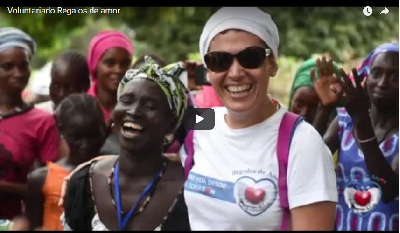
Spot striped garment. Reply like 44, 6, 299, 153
351, 42, 399, 81
118, 56, 189, 132
0, 27, 36, 58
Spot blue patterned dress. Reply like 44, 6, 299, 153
335, 108, 399, 231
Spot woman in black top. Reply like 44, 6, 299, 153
61, 57, 191, 231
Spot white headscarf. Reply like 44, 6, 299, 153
199, 7, 280, 67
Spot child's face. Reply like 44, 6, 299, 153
50, 65, 89, 106
61, 115, 106, 164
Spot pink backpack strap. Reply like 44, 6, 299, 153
183, 130, 195, 180
277, 112, 304, 231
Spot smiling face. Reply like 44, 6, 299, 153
96, 47, 132, 92
0, 48, 30, 97
112, 79, 174, 153
366, 52, 399, 112
206, 30, 277, 113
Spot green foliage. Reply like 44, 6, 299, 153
188, 52, 202, 61
262, 7, 399, 62
1, 7, 398, 66
2, 7, 396, 104
113, 7, 399, 62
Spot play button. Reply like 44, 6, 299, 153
196, 114, 204, 124
183, 108, 215, 130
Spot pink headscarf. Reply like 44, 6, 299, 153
86, 30, 134, 123
194, 85, 223, 108
87, 30, 134, 87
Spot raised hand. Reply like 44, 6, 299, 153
333, 68, 370, 121
311, 56, 342, 106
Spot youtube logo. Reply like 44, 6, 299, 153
183, 108, 215, 130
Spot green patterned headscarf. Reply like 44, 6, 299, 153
117, 56, 188, 130
288, 58, 340, 110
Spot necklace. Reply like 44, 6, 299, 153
109, 159, 166, 231
0, 104, 33, 120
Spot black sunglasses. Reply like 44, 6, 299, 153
204, 46, 271, 72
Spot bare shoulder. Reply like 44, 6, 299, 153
91, 156, 118, 177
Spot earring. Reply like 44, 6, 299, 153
265, 48, 271, 57
111, 123, 115, 129
164, 133, 174, 145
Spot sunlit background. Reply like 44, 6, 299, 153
1, 7, 398, 105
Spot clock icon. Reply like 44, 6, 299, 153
363, 6, 373, 16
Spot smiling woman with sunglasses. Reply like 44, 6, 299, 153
180, 7, 338, 230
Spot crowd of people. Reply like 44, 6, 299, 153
0, 7, 398, 231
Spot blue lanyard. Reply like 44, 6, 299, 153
113, 161, 162, 231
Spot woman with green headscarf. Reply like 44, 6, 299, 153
289, 57, 340, 135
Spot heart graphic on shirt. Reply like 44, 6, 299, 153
343, 179, 381, 216
245, 187, 266, 204
354, 190, 371, 206
234, 176, 277, 216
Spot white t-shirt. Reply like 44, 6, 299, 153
180, 107, 337, 230
30, 62, 52, 96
